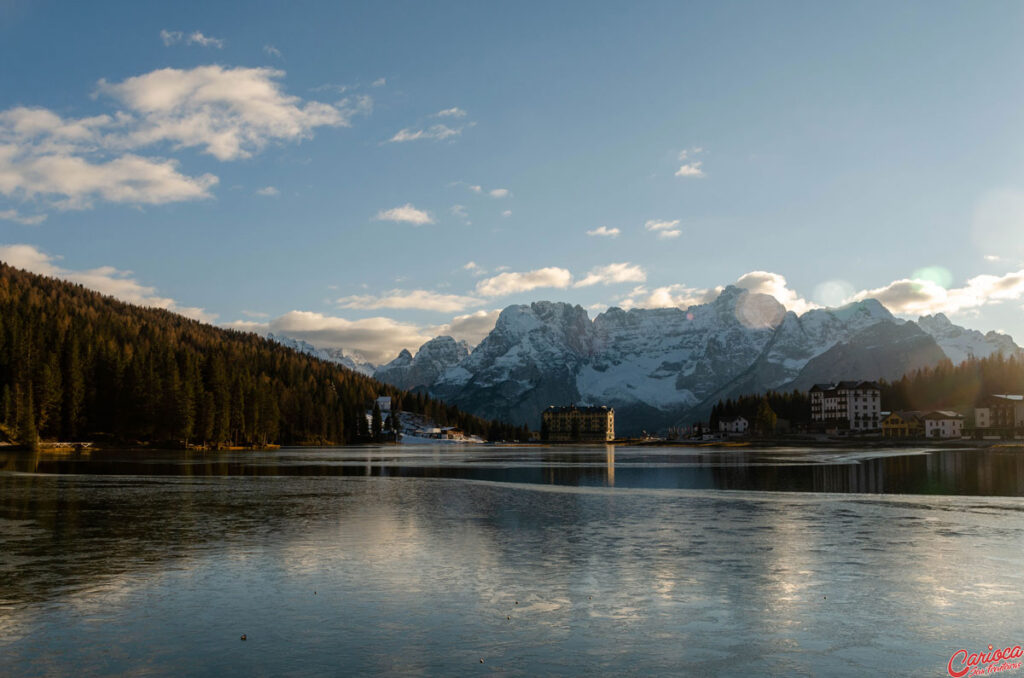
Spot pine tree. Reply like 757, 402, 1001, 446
371, 402, 383, 442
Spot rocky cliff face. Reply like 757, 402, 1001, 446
373, 336, 469, 391
916, 313, 1021, 363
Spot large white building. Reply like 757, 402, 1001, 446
809, 381, 881, 431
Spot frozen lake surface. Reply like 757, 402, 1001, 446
2, 445, 1023, 676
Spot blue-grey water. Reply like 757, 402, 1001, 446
2, 445, 1024, 676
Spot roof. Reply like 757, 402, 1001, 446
990, 394, 1024, 402
545, 405, 613, 414
923, 410, 964, 420
810, 381, 880, 393
720, 415, 747, 423
882, 410, 924, 422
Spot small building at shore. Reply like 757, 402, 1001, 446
541, 405, 615, 442
719, 415, 749, 435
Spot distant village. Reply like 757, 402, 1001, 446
371, 382, 1024, 444
698, 381, 1024, 441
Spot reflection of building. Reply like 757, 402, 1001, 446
975, 395, 1024, 435
809, 381, 881, 431
881, 411, 924, 438
923, 411, 964, 438
719, 415, 748, 435
542, 405, 615, 442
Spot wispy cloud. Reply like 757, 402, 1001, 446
160, 30, 225, 48
574, 262, 646, 288
255, 186, 279, 196
674, 147, 705, 177
475, 267, 572, 297
98, 65, 354, 161
387, 124, 462, 143
450, 204, 470, 224
0, 243, 215, 322
488, 188, 510, 198
374, 203, 433, 225
433, 107, 466, 118
263, 44, 282, 58
645, 219, 681, 239
371, 77, 386, 88
0, 209, 47, 225
675, 161, 704, 177
337, 289, 483, 313
463, 261, 485, 276
848, 270, 1024, 316
586, 226, 620, 238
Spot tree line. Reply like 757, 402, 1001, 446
708, 352, 1024, 432
0, 263, 528, 448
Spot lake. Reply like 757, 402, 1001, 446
2, 445, 1024, 676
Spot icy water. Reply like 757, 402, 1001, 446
2, 446, 1024, 676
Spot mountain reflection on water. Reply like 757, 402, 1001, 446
4, 444, 1024, 496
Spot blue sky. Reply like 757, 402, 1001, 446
2, 1, 1024, 362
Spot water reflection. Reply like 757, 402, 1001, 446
4, 445, 1024, 496
2, 469, 1023, 676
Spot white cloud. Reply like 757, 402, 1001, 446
488, 188, 510, 198
387, 124, 461, 143
0, 209, 46, 225
618, 284, 715, 310
371, 78, 387, 88
373, 203, 433, 225
160, 30, 225, 48
475, 267, 572, 297
264, 310, 435, 363
0, 65, 357, 210
463, 261, 485, 276
0, 149, 217, 209
733, 271, 817, 315
263, 45, 282, 58
0, 244, 215, 322
644, 218, 682, 239
574, 262, 646, 288
336, 289, 483, 313
431, 309, 500, 347
645, 219, 680, 239
675, 161, 704, 177
616, 270, 814, 314
848, 269, 1024, 316
586, 226, 620, 238
501, 209, 512, 218
255, 186, 279, 196
468, 184, 482, 193
984, 254, 1002, 262
450, 204, 470, 223
98, 65, 350, 161
434, 107, 466, 118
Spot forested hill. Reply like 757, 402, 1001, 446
0, 262, 523, 448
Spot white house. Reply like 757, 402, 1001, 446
719, 415, 749, 435
923, 411, 964, 439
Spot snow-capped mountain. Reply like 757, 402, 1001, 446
916, 313, 1021, 364
267, 333, 376, 376
373, 336, 470, 391
372, 286, 1021, 434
